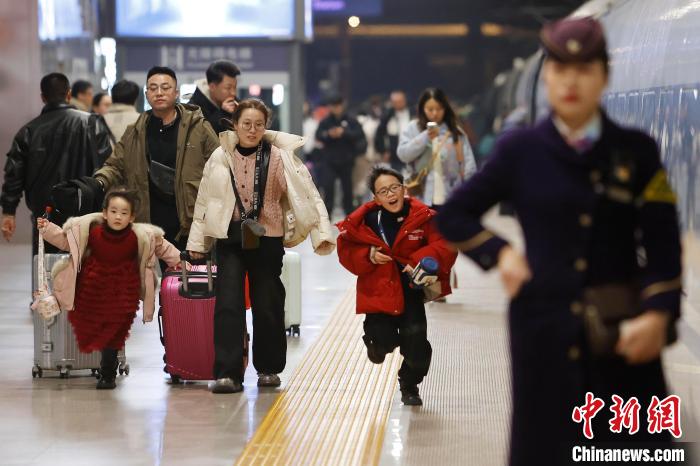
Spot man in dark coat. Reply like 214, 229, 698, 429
188, 60, 240, 134
1, 73, 112, 253
437, 17, 682, 465
375, 90, 411, 171
315, 95, 367, 216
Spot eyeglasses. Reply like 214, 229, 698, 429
147, 84, 174, 93
239, 121, 266, 131
376, 183, 403, 197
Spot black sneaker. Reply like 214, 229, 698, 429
96, 377, 116, 390
257, 374, 281, 387
212, 378, 243, 394
400, 383, 422, 406
362, 335, 386, 364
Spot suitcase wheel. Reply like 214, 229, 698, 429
32, 366, 43, 378
59, 367, 70, 378
169, 375, 182, 385
286, 325, 300, 337
119, 363, 130, 376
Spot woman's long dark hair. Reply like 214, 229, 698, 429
416, 87, 463, 142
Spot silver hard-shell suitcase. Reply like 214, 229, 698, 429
32, 254, 128, 378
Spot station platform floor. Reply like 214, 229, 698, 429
1, 213, 699, 465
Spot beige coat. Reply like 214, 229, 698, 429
187, 130, 335, 255
40, 213, 181, 322
103, 103, 140, 142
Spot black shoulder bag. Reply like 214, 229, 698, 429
224, 142, 271, 249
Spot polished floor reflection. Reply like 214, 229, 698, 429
0, 240, 352, 466
2, 213, 700, 465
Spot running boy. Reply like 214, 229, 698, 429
336, 166, 456, 405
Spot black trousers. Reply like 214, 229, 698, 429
321, 161, 354, 216
363, 286, 432, 385
213, 236, 286, 381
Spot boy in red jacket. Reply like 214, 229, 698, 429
337, 166, 457, 405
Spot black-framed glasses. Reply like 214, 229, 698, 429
376, 183, 403, 197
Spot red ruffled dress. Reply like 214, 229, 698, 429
69, 224, 141, 353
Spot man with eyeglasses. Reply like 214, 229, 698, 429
336, 166, 457, 406
188, 60, 241, 135
94, 66, 219, 249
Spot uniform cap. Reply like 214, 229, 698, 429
540, 17, 607, 63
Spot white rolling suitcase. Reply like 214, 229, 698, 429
281, 251, 302, 337
31, 253, 128, 378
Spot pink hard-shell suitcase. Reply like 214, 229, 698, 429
157, 254, 248, 383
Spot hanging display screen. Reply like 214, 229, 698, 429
116, 0, 296, 38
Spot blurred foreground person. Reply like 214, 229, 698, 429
438, 17, 682, 465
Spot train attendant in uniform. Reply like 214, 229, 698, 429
337, 166, 456, 405
437, 17, 682, 465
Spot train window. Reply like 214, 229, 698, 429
601, 94, 611, 117
616, 94, 627, 122
656, 89, 678, 164
626, 93, 640, 129
640, 91, 657, 134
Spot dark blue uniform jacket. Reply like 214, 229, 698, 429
437, 113, 682, 465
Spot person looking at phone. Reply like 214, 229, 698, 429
188, 60, 241, 135
397, 87, 477, 208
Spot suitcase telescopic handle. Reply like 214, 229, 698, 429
180, 251, 214, 297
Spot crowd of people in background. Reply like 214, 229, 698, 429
303, 86, 480, 219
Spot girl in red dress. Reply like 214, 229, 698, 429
39, 188, 181, 389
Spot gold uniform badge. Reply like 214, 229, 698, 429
642, 169, 677, 204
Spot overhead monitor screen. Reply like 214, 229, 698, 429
116, 0, 295, 38
38, 0, 89, 40
313, 0, 382, 16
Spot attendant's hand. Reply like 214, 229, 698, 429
497, 246, 531, 298
37, 217, 49, 230
2, 214, 16, 241
616, 310, 670, 364
222, 97, 238, 114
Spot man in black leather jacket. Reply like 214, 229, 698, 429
0, 72, 112, 253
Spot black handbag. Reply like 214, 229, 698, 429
581, 283, 640, 357
149, 159, 176, 197
225, 218, 266, 250
222, 142, 271, 249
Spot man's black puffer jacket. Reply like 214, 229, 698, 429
0, 103, 113, 217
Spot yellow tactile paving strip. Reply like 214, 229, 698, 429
235, 288, 402, 466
